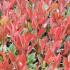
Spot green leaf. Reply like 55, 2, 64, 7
27, 22, 33, 32
33, 64, 36, 70
7, 44, 18, 56
9, 44, 15, 52
14, 50, 18, 56
43, 3, 48, 10
3, 45, 9, 53
9, 44, 18, 56
67, 7, 70, 16
27, 53, 36, 64
28, 63, 37, 70
0, 55, 3, 62
29, 25, 33, 32
0, 46, 2, 51
0, 10, 2, 17
13, 4, 16, 10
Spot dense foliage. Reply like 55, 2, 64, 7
0, 0, 70, 70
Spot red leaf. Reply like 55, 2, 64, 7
45, 0, 49, 5
9, 52, 15, 62
38, 28, 45, 37
52, 54, 62, 69
23, 33, 36, 46
63, 41, 70, 56
52, 41, 62, 52
9, 0, 16, 8
40, 37, 48, 50
17, 54, 26, 69
44, 48, 54, 64
64, 58, 70, 70
58, 0, 65, 13
12, 33, 23, 54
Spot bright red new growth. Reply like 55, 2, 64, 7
0, 0, 70, 70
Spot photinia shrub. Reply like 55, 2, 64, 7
0, 0, 70, 70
